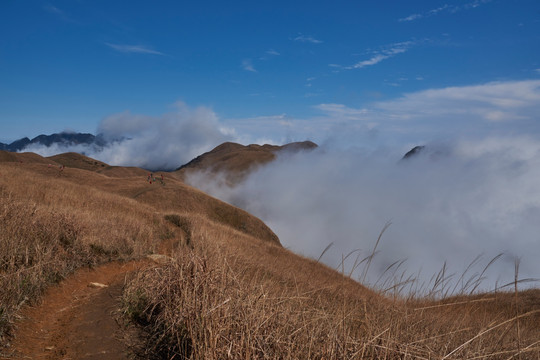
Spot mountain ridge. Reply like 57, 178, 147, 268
0, 132, 104, 152
175, 140, 318, 184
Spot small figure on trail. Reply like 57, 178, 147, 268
56, 164, 65, 177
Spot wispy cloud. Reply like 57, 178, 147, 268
315, 103, 369, 120
259, 49, 280, 61
43, 3, 75, 23
293, 34, 323, 44
372, 79, 540, 124
105, 43, 165, 55
44, 4, 65, 16
399, 0, 492, 22
242, 59, 257, 72
226, 79, 540, 147
310, 80, 540, 137
399, 13, 423, 22
336, 41, 415, 70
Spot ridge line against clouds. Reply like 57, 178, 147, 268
399, 0, 492, 22
19, 79, 540, 166
105, 43, 165, 55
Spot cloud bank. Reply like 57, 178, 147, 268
187, 137, 540, 295
23, 79, 540, 171
23, 102, 234, 170
19, 78, 540, 294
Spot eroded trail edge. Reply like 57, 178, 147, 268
2, 260, 150, 360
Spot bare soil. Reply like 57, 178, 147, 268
1, 261, 149, 360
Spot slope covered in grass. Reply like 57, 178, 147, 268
1, 150, 539, 359
124, 217, 540, 359
0, 153, 278, 343
175, 141, 317, 184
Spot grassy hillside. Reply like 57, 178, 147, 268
175, 141, 317, 184
124, 225, 540, 359
1, 151, 539, 359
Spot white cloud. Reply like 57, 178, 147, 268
373, 80, 540, 124
428, 4, 450, 16
105, 43, 164, 55
349, 54, 389, 69
242, 59, 257, 72
315, 103, 369, 120
266, 49, 280, 56
222, 79, 540, 149
308, 80, 540, 146
399, 0, 491, 22
187, 135, 540, 293
25, 102, 233, 170
293, 34, 323, 44
399, 13, 422, 22
341, 41, 414, 70
25, 79, 540, 170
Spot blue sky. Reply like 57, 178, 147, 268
2, 0, 540, 288
1, 0, 540, 147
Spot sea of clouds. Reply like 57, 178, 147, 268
186, 137, 540, 295
22, 101, 235, 171
20, 80, 540, 294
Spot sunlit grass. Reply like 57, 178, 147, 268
0, 159, 538, 359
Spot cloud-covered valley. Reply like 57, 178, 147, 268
19, 79, 540, 293
187, 137, 540, 294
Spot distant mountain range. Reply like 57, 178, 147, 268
2, 131, 426, 172
0, 132, 106, 152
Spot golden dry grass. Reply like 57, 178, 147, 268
1, 152, 539, 359
174, 141, 317, 184
0, 163, 166, 342
0, 154, 279, 344
123, 216, 540, 359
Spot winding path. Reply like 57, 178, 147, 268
2, 261, 148, 360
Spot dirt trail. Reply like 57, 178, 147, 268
2, 261, 149, 360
